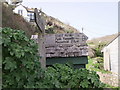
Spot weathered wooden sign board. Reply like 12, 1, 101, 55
45, 33, 88, 46
34, 8, 46, 68
45, 33, 88, 57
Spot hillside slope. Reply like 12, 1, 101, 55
87, 33, 118, 45
2, 3, 79, 36
2, 3, 36, 37
45, 14, 79, 34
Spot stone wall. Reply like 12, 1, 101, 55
97, 72, 120, 87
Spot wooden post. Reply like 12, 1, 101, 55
38, 33, 46, 68
34, 8, 46, 68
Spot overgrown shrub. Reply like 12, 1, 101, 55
2, 28, 43, 88
45, 26, 55, 34
92, 43, 106, 57
93, 57, 104, 70
42, 64, 106, 88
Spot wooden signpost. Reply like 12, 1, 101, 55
45, 33, 88, 58
34, 8, 46, 68
34, 8, 88, 68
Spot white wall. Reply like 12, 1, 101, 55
118, 35, 120, 75
104, 35, 119, 74
13, 5, 29, 21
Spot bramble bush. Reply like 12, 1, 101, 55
2, 28, 106, 88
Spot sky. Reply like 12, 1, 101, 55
22, 0, 118, 40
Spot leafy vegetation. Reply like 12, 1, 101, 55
86, 57, 111, 74
41, 64, 106, 88
92, 43, 106, 57
92, 57, 104, 70
2, 28, 43, 88
87, 42, 110, 73
45, 26, 55, 34
2, 28, 107, 88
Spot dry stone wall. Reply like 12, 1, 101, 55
97, 72, 120, 87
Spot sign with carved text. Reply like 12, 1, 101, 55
45, 33, 88, 46
45, 33, 88, 57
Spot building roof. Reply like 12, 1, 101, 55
105, 32, 120, 47
45, 33, 88, 58
14, 4, 36, 13
101, 32, 120, 52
